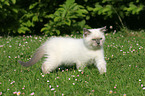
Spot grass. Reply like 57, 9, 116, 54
0, 30, 145, 96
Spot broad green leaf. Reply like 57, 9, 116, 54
26, 20, 34, 27
0, 4, 2, 8
46, 14, 54, 18
136, 0, 139, 3
41, 27, 48, 32
32, 15, 39, 22
86, 16, 90, 20
56, 30, 60, 35
11, 0, 16, 4
4, 1, 10, 6
102, 0, 108, 3
136, 4, 144, 14
1, 0, 5, 2
65, 0, 75, 8
87, 6, 94, 11
12, 8, 18, 13
78, 20, 86, 28
69, 3, 77, 10
29, 3, 38, 9
64, 19, 71, 26
18, 27, 30, 33
62, 10, 66, 18
25, 13, 33, 18
54, 17, 60, 22
94, 4, 103, 12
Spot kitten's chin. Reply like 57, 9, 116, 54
87, 45, 102, 50
93, 45, 102, 50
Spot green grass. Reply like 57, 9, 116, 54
0, 31, 145, 96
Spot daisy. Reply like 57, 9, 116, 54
17, 91, 21, 95
109, 90, 113, 94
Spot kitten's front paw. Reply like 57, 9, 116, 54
99, 69, 106, 74
98, 66, 106, 74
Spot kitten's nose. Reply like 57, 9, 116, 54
96, 40, 100, 45
97, 42, 100, 45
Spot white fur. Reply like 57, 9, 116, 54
41, 28, 106, 74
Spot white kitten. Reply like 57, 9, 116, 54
18, 27, 107, 74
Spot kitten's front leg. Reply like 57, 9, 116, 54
95, 57, 107, 74
76, 61, 86, 72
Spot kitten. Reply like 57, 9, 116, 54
18, 27, 107, 74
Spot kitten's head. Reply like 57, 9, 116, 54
83, 27, 106, 50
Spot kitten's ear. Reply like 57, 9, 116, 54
100, 26, 107, 32
83, 28, 91, 37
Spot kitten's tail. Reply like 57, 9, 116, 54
18, 45, 45, 67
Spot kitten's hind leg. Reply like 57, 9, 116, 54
42, 57, 60, 74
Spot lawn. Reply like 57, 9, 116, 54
0, 30, 145, 96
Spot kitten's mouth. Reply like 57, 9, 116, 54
97, 43, 100, 45
97, 44, 101, 47
97, 44, 100, 46
91, 44, 101, 50
93, 43, 99, 46
93, 43, 101, 48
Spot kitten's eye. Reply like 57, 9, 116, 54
100, 38, 102, 40
92, 39, 96, 41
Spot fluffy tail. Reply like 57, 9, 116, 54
18, 45, 45, 67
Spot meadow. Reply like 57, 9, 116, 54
0, 30, 145, 96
